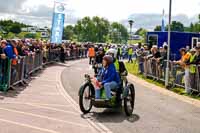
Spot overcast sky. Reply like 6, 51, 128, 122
0, 0, 199, 29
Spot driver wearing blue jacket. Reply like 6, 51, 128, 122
96, 55, 120, 100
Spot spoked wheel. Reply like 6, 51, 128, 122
124, 84, 135, 116
79, 83, 93, 114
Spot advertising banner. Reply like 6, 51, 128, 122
50, 1, 66, 44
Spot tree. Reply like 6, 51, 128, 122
0, 20, 28, 33
165, 21, 184, 32
190, 23, 194, 32
9, 24, 21, 34
155, 21, 184, 32
74, 17, 96, 42
24, 33, 36, 39
92, 16, 110, 42
199, 14, 200, 23
74, 16, 112, 42
6, 32, 15, 39
110, 22, 128, 44
135, 28, 148, 42
63, 25, 74, 40
154, 25, 162, 31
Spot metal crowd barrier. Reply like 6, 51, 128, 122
0, 48, 88, 92
66, 48, 87, 60
142, 58, 200, 95
143, 58, 167, 81
10, 56, 25, 86
0, 58, 11, 92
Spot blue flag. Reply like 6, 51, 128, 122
161, 9, 165, 32
50, 1, 66, 44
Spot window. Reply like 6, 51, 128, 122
192, 37, 200, 48
148, 35, 158, 49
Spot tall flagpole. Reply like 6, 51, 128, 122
165, 0, 172, 87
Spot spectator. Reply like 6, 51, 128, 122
88, 45, 95, 65
158, 44, 168, 78
188, 48, 197, 89
136, 43, 145, 74
174, 48, 191, 94
127, 46, 133, 63
60, 44, 65, 63
2, 40, 15, 59
0, 40, 7, 60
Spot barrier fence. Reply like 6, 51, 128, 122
0, 48, 87, 92
142, 58, 200, 96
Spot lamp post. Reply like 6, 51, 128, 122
128, 19, 134, 41
165, 0, 172, 87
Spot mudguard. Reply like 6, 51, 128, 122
78, 82, 95, 96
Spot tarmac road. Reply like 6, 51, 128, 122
61, 59, 200, 133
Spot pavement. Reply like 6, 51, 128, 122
0, 61, 106, 133
61, 59, 200, 133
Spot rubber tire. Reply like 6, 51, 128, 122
79, 83, 93, 114
124, 84, 135, 116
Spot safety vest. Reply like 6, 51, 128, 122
104, 47, 109, 53
189, 54, 196, 74
12, 47, 18, 65
88, 48, 95, 57
128, 48, 133, 55
119, 48, 122, 55
114, 59, 120, 72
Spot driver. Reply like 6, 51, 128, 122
95, 55, 120, 100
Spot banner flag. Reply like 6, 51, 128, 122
161, 9, 165, 32
50, 1, 66, 44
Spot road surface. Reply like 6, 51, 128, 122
61, 59, 200, 133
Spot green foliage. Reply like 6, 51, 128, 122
154, 14, 200, 33
154, 25, 162, 31
166, 21, 184, 32
6, 32, 15, 39
63, 25, 74, 40
189, 22, 200, 32
110, 22, 128, 43
0, 20, 28, 33
66, 16, 128, 43
17, 32, 27, 39
9, 24, 21, 34
24, 33, 36, 39
154, 21, 184, 32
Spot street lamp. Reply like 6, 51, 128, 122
128, 19, 134, 38
165, 0, 172, 87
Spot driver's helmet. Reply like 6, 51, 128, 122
106, 48, 117, 58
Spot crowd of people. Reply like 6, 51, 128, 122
87, 42, 200, 95
1, 38, 200, 95
0, 39, 90, 90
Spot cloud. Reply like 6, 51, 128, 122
0, 0, 27, 13
121, 13, 199, 31
22, 5, 53, 18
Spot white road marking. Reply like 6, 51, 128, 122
57, 69, 113, 133
0, 118, 59, 133
26, 103, 80, 116
0, 107, 89, 128
0, 102, 72, 107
